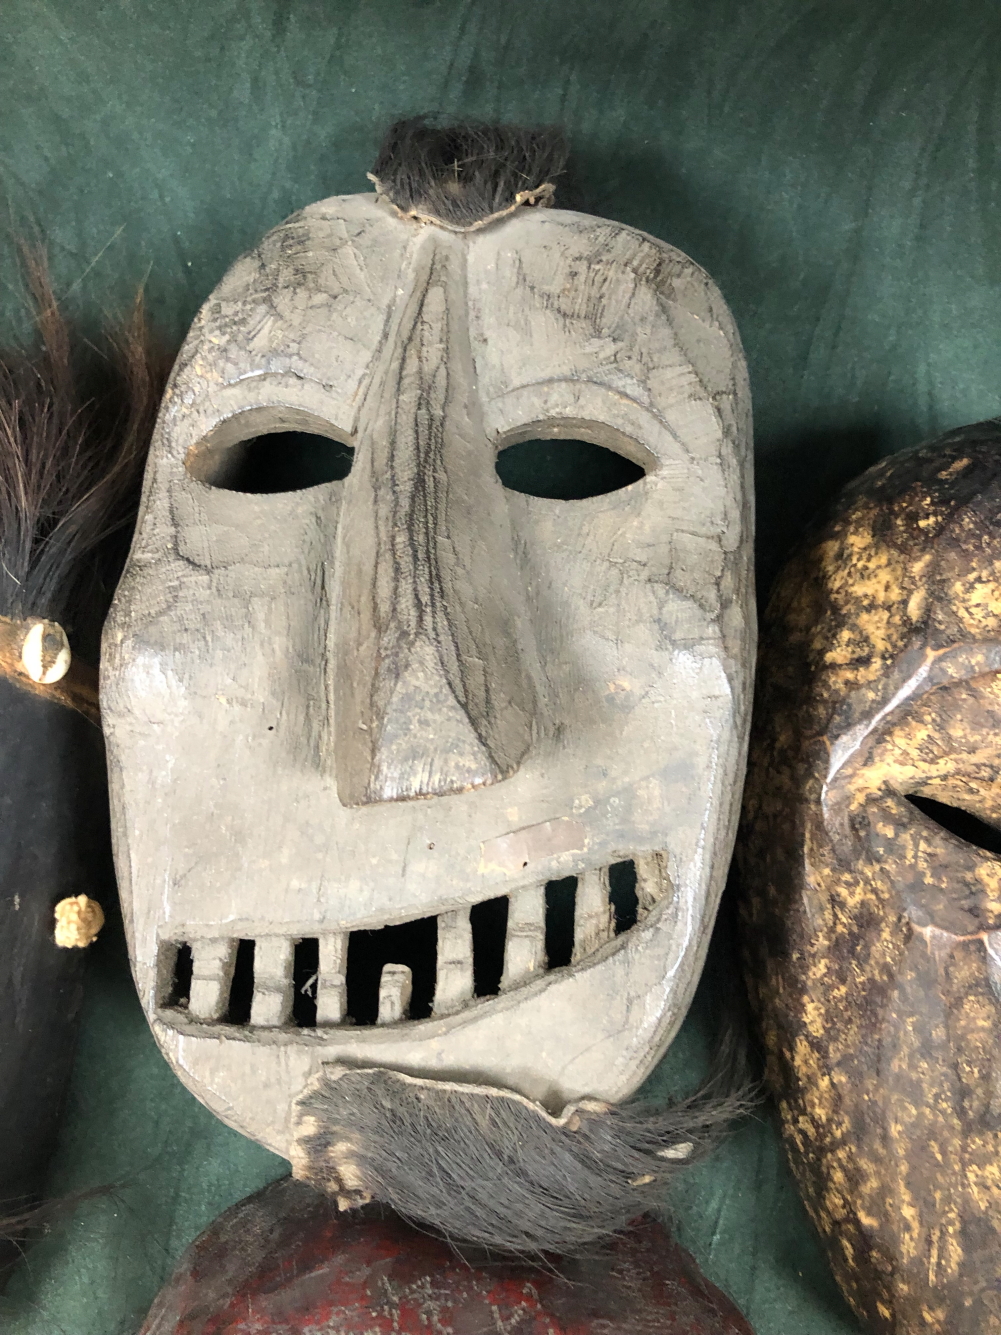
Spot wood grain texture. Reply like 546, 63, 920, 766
335, 230, 536, 805
739, 421, 1001, 1334
101, 192, 754, 1156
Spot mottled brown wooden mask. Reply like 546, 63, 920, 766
101, 173, 753, 1167
740, 422, 1001, 1335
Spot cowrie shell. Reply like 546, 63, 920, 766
20, 619, 71, 684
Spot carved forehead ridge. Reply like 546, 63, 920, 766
164, 194, 745, 474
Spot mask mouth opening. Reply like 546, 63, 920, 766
157, 856, 664, 1032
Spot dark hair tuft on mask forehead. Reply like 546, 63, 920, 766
370, 117, 569, 229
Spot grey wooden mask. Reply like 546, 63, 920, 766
101, 153, 754, 1168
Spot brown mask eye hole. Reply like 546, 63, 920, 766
905, 793, 1001, 857
194, 431, 355, 494
496, 438, 645, 499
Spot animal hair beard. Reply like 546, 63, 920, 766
291, 1028, 751, 1256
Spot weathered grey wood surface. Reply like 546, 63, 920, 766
102, 193, 754, 1158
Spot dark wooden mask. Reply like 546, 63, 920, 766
740, 420, 1001, 1335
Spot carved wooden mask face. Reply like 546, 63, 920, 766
102, 191, 753, 1158
740, 426, 1001, 1335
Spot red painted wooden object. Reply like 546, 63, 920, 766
141, 1177, 753, 1334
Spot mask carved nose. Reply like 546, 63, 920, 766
332, 232, 537, 806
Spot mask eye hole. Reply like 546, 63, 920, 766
496, 437, 645, 500
905, 793, 1001, 857
212, 431, 354, 494
191, 431, 354, 494
186, 409, 355, 493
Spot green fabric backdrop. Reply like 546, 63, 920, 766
1, 2, 998, 1331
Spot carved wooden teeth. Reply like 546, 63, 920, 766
187, 939, 238, 1021
573, 865, 614, 962
316, 932, 349, 1024
500, 883, 547, 990
634, 851, 673, 914
162, 854, 672, 1031
377, 964, 412, 1024
249, 935, 296, 1027
434, 909, 474, 1016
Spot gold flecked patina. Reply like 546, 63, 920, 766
739, 421, 1001, 1335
